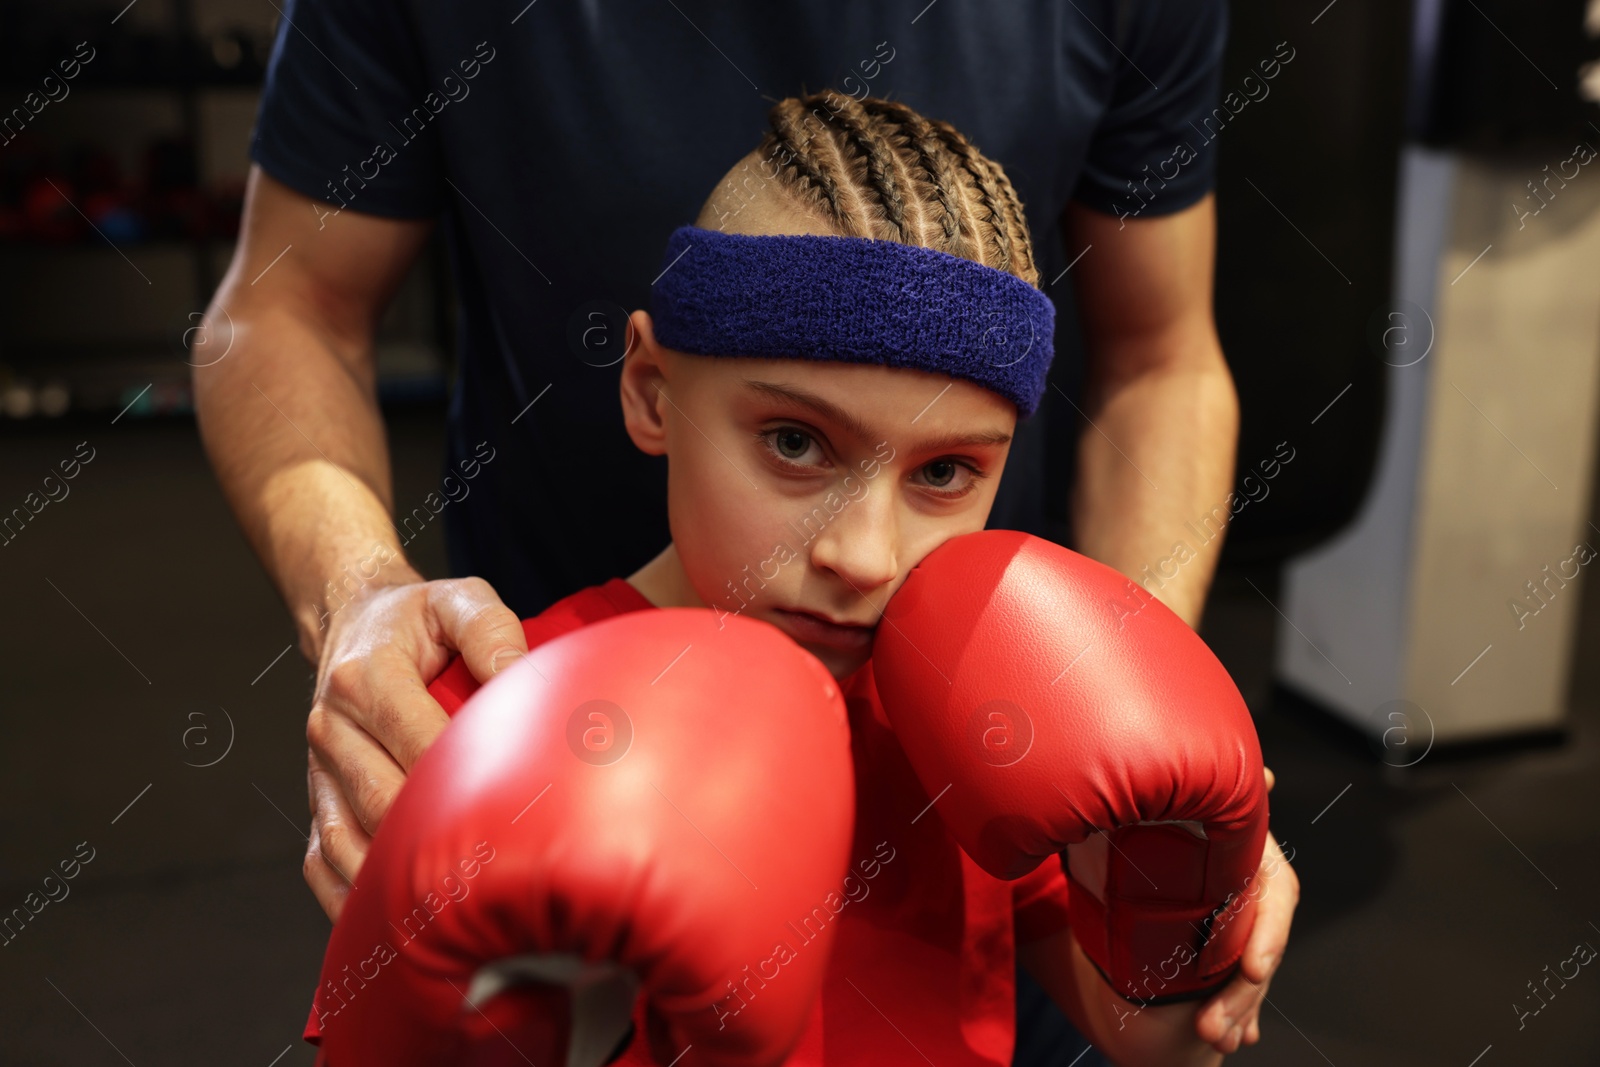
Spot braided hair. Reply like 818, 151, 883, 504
753, 91, 1041, 288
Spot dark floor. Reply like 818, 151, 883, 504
1, 407, 1596, 1066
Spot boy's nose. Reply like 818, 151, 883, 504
808, 490, 898, 595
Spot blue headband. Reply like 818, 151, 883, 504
649, 226, 1056, 418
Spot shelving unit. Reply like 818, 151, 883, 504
0, 0, 450, 422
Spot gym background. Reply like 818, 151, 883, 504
2, 0, 1598, 1063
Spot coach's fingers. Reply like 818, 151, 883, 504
305, 746, 369, 922
318, 595, 454, 773
1244, 834, 1299, 986
1196, 832, 1295, 1050
309, 650, 431, 830
427, 576, 528, 683
304, 816, 355, 923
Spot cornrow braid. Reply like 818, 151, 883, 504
858, 96, 972, 261
926, 116, 1020, 283
986, 158, 1040, 286
824, 94, 915, 242
761, 97, 856, 232
754, 91, 1041, 288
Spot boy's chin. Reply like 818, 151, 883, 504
804, 644, 872, 684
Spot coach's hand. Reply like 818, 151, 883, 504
1196, 767, 1298, 1055
303, 575, 527, 921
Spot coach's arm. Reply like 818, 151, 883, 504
191, 166, 527, 921
1027, 194, 1298, 1061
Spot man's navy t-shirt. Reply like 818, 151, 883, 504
251, 0, 1227, 621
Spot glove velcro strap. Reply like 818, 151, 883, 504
1064, 823, 1254, 1005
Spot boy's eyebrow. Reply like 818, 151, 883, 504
741, 378, 1013, 450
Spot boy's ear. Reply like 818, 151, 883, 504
619, 310, 670, 456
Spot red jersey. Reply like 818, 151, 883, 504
304, 578, 1073, 1065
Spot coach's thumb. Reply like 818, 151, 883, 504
434, 577, 529, 684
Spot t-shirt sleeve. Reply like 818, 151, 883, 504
303, 1003, 322, 1044
428, 651, 482, 715
1071, 0, 1229, 217
251, 0, 445, 217
1013, 855, 1074, 943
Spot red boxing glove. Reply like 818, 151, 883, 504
873, 530, 1269, 1004
312, 608, 855, 1066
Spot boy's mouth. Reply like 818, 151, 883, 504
773, 608, 877, 653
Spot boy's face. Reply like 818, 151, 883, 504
621, 311, 1017, 680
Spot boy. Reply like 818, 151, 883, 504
304, 92, 1294, 1065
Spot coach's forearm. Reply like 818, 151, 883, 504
191, 288, 421, 664
1070, 344, 1239, 630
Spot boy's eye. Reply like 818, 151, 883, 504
759, 427, 830, 469
760, 426, 983, 499
918, 459, 981, 498
924, 459, 958, 488
773, 428, 816, 462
